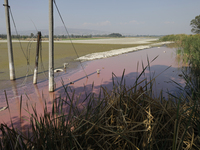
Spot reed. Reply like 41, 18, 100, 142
160, 34, 200, 96
1, 58, 200, 149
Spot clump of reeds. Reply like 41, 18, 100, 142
160, 34, 200, 69
159, 34, 188, 42
1, 63, 200, 149
160, 34, 200, 97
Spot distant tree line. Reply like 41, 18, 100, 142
0, 34, 93, 39
0, 34, 6, 39
0, 34, 35, 39
58, 34, 93, 38
0, 32, 124, 39
0, 34, 22, 39
108, 33, 123, 37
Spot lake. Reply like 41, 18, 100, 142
0, 46, 185, 127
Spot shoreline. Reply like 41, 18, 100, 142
76, 41, 173, 61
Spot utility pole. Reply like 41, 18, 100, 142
4, 0, 15, 80
33, 32, 41, 84
49, 0, 54, 92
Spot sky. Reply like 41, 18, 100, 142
0, 0, 200, 35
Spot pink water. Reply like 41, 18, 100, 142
0, 47, 185, 127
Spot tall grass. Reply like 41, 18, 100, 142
160, 34, 200, 98
160, 34, 200, 69
159, 34, 188, 42
1, 58, 200, 149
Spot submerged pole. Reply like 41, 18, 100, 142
33, 32, 41, 84
4, 0, 15, 80
49, 0, 54, 92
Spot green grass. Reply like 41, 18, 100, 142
160, 34, 200, 91
0, 41, 157, 82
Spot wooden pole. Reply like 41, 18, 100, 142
4, 0, 15, 80
33, 32, 41, 84
49, 0, 54, 92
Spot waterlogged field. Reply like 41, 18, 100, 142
0, 45, 193, 149
0, 37, 159, 89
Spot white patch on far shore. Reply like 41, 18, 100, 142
76, 41, 172, 62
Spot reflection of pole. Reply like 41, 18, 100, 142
49, 0, 54, 92
4, 0, 15, 80
34, 84, 44, 110
10, 81, 21, 126
33, 32, 41, 84
49, 92, 57, 126
11, 81, 19, 109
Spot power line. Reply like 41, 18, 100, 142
39, 37, 48, 79
9, 7, 29, 65
9, 6, 34, 86
30, 19, 38, 32
53, 0, 88, 78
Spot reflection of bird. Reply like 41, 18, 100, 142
64, 63, 69, 69
0, 106, 8, 111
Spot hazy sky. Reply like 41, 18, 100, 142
0, 0, 200, 35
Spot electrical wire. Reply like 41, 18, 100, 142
21, 36, 34, 86
5, 2, 88, 90
9, 7, 35, 86
53, 0, 88, 78
9, 8, 29, 65
39, 37, 48, 79
30, 19, 38, 32
29, 19, 48, 80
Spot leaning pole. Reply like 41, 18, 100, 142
4, 0, 15, 80
49, 0, 54, 92
33, 32, 41, 84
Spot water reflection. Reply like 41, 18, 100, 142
10, 81, 21, 124
34, 84, 44, 111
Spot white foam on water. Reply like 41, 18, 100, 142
76, 41, 172, 62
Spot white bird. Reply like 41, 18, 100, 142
54, 69, 64, 73
97, 69, 100, 74
63, 63, 69, 69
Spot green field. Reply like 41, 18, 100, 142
0, 41, 156, 83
